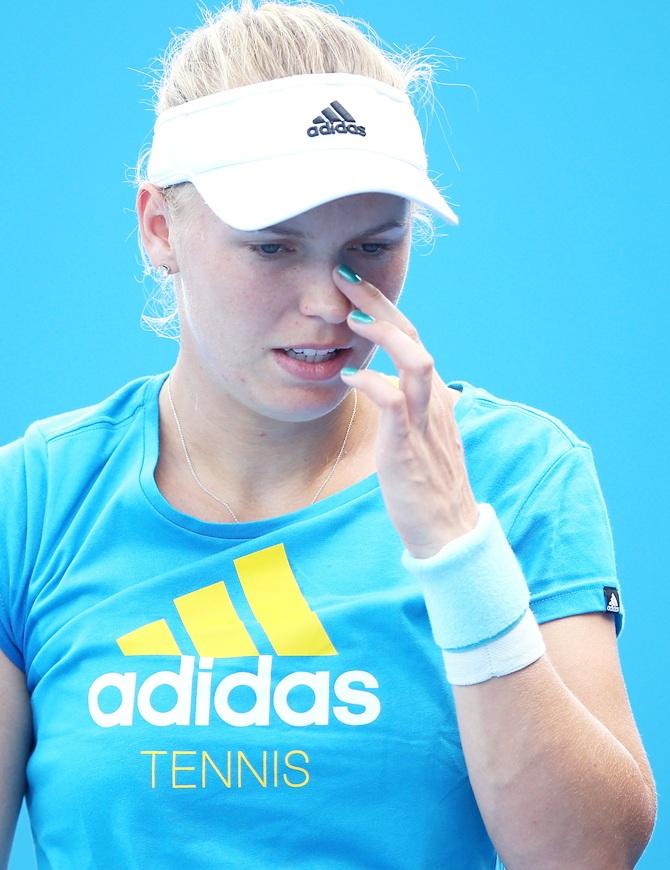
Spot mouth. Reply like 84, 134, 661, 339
276, 346, 349, 357
273, 344, 352, 352
272, 347, 354, 380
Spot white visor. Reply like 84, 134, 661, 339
146, 72, 458, 231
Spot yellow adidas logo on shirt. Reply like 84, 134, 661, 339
88, 541, 382, 729
116, 542, 337, 658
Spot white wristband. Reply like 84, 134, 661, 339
401, 503, 546, 685
441, 607, 546, 686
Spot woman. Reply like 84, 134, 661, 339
0, 1, 656, 868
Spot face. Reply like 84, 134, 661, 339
139, 186, 412, 421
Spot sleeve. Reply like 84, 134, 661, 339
507, 443, 624, 637
0, 424, 48, 671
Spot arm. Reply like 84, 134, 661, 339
400, 463, 656, 867
0, 648, 33, 870
452, 611, 657, 869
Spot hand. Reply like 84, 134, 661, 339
334, 263, 479, 559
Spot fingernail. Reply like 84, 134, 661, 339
337, 264, 362, 283
341, 366, 359, 377
349, 309, 375, 323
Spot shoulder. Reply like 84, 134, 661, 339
459, 380, 585, 447
28, 372, 159, 445
0, 371, 162, 507
452, 379, 593, 500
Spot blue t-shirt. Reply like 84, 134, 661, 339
0, 371, 623, 869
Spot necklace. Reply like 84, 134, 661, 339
166, 374, 358, 523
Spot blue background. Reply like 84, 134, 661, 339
3, 1, 667, 866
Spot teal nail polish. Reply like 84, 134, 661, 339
337, 263, 362, 283
349, 309, 375, 323
341, 366, 359, 377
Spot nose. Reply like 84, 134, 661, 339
296, 263, 355, 323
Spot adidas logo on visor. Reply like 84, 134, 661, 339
307, 99, 366, 138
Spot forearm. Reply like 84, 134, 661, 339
452, 652, 655, 869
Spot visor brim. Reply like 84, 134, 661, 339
186, 150, 458, 231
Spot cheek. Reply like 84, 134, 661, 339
373, 251, 409, 303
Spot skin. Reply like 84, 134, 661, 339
137, 184, 458, 521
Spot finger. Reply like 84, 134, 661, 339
345, 314, 434, 429
340, 367, 412, 443
334, 265, 422, 344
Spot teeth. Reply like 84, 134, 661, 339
284, 348, 339, 362
285, 348, 338, 356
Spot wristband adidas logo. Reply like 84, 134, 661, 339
307, 99, 366, 138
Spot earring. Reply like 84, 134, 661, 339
157, 264, 171, 277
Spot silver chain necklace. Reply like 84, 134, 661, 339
166, 374, 358, 523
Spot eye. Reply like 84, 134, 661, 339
248, 243, 292, 257
357, 242, 393, 256
249, 242, 393, 260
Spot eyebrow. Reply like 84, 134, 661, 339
246, 218, 409, 237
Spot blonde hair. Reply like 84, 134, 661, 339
131, 0, 457, 341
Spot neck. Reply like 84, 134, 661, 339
158, 361, 367, 513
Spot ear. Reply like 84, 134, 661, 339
136, 183, 178, 274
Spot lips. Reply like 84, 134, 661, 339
272, 347, 353, 381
